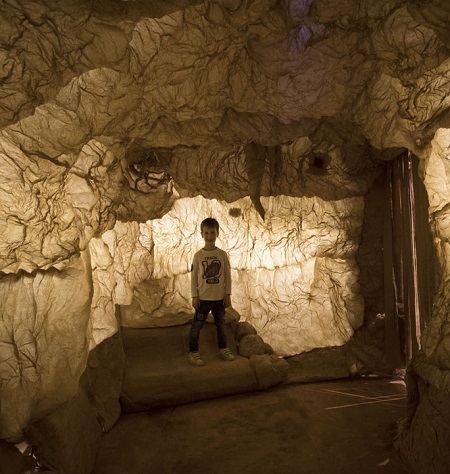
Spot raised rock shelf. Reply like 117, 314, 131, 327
120, 321, 288, 412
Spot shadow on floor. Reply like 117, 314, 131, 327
93, 377, 412, 474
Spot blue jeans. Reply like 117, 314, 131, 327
189, 300, 227, 352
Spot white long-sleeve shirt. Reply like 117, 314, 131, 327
191, 247, 231, 300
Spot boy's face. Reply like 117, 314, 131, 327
201, 225, 218, 245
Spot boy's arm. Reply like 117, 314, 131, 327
192, 296, 200, 310
191, 253, 198, 297
224, 252, 231, 307
191, 254, 200, 309
223, 294, 231, 308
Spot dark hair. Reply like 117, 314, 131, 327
200, 217, 220, 232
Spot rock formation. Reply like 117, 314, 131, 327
1, 0, 450, 472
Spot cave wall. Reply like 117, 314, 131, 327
0, 2, 449, 472
393, 128, 450, 473
114, 193, 365, 356
421, 129, 450, 364
0, 251, 92, 441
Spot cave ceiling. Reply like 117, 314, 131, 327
1, 0, 450, 271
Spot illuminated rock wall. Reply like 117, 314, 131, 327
115, 193, 364, 356
0, 251, 92, 441
421, 129, 450, 367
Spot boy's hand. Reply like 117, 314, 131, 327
223, 294, 231, 308
192, 297, 200, 310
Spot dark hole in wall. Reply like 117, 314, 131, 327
229, 207, 242, 217
308, 153, 330, 175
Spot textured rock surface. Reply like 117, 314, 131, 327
0, 2, 449, 471
396, 128, 450, 473
120, 323, 288, 412
115, 194, 365, 355
82, 331, 124, 433
0, 251, 92, 441
26, 389, 103, 474
421, 129, 450, 366
249, 354, 290, 390
395, 355, 450, 474
239, 334, 267, 357
25, 331, 124, 474
286, 346, 355, 384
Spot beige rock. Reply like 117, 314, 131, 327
22, 331, 123, 474
84, 329, 124, 433
235, 321, 258, 342
102, 221, 154, 305
286, 346, 351, 384
115, 194, 364, 355
0, 252, 92, 441
239, 334, 267, 357
0, 137, 123, 274
421, 129, 450, 364
88, 238, 118, 350
249, 354, 289, 390
26, 389, 103, 474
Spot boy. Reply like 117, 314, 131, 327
188, 217, 235, 366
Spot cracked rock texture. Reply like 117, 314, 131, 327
0, 1, 449, 472
0, 250, 92, 441
117, 194, 364, 356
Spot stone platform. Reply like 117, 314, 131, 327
120, 322, 288, 412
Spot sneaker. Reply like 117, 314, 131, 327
188, 351, 205, 366
220, 348, 235, 361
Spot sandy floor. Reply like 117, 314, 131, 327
93, 377, 412, 474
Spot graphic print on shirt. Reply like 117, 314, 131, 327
202, 257, 221, 284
